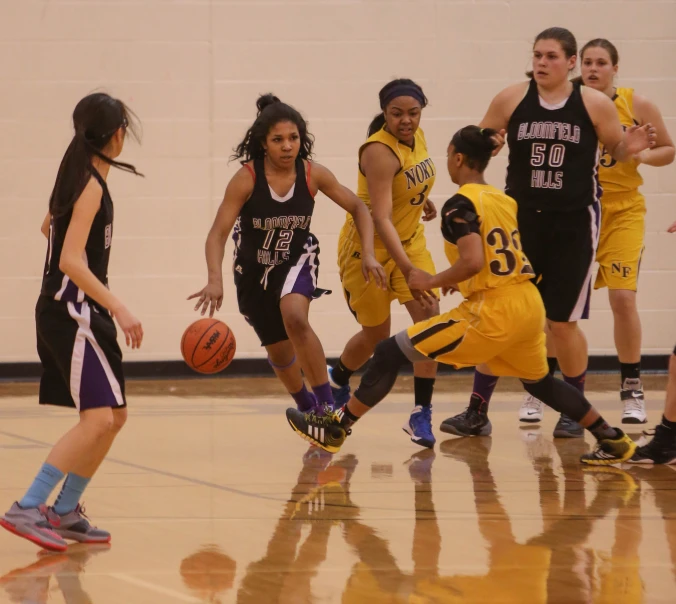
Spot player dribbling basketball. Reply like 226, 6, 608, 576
190, 94, 384, 413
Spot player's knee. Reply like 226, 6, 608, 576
282, 310, 311, 338
112, 408, 127, 434
81, 407, 115, 439
669, 353, 676, 378
362, 322, 390, 348
609, 290, 637, 316
547, 320, 578, 341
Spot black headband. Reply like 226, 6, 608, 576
380, 85, 426, 109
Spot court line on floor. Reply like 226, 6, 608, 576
109, 573, 200, 602
0, 430, 285, 503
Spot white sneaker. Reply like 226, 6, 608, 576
519, 394, 544, 423
621, 380, 647, 424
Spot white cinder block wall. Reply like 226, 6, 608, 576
0, 0, 674, 362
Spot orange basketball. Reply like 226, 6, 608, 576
181, 318, 236, 374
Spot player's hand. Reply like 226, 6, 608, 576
407, 267, 435, 291
407, 268, 438, 307
441, 284, 459, 296
112, 305, 143, 349
625, 123, 657, 156
490, 129, 506, 156
188, 282, 223, 317
668, 220, 676, 233
361, 254, 387, 290
422, 199, 437, 222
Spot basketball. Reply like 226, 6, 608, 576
181, 318, 236, 374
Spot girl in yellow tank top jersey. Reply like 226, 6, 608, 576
286, 125, 636, 467
580, 39, 674, 424
327, 79, 441, 449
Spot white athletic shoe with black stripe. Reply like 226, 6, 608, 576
286, 407, 349, 454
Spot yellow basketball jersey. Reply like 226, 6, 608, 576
598, 87, 643, 195
346, 126, 436, 247
444, 184, 535, 298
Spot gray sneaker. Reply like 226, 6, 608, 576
47, 504, 110, 544
553, 414, 584, 438
0, 502, 67, 552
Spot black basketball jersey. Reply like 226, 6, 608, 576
506, 79, 600, 212
233, 157, 315, 267
41, 168, 114, 303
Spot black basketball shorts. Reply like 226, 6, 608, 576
517, 202, 601, 323
35, 296, 127, 410
234, 234, 329, 347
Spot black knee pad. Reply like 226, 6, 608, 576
522, 374, 591, 422
354, 337, 410, 408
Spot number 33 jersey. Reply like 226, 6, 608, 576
441, 183, 535, 298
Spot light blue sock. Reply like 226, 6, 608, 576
53, 473, 91, 515
19, 463, 65, 509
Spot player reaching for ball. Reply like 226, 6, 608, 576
189, 94, 385, 412
0, 93, 144, 551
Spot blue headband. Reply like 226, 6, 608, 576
380, 85, 426, 109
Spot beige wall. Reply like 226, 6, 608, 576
0, 0, 674, 363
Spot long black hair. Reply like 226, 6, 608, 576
526, 26, 578, 79
450, 126, 498, 172
367, 78, 428, 137
49, 93, 142, 217
231, 94, 314, 164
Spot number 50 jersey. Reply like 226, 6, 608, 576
441, 183, 535, 299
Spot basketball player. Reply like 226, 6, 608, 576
443, 27, 656, 439
327, 78, 440, 449
189, 94, 384, 413
285, 125, 636, 465
0, 94, 144, 551
579, 38, 675, 424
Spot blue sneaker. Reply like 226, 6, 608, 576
327, 365, 351, 409
403, 406, 436, 449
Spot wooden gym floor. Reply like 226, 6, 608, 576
0, 374, 674, 603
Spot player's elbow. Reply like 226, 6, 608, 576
59, 252, 80, 275
663, 145, 675, 166
464, 254, 485, 276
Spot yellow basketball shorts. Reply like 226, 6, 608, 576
595, 192, 645, 291
338, 224, 436, 328
406, 282, 548, 381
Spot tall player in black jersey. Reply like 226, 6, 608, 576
442, 27, 656, 439
0, 94, 144, 552
190, 94, 384, 413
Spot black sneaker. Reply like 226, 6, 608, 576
439, 403, 492, 437
553, 414, 584, 438
286, 407, 349, 453
627, 425, 676, 465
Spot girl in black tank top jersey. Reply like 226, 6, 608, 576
506, 78, 600, 212
1, 94, 144, 552
446, 27, 656, 441
190, 94, 384, 416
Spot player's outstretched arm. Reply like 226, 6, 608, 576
311, 162, 386, 290
188, 166, 253, 317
